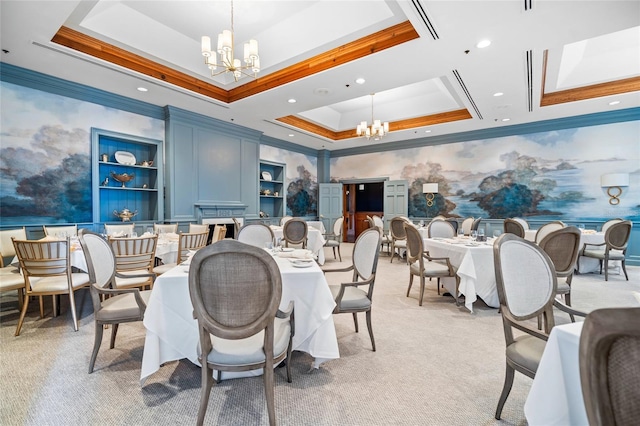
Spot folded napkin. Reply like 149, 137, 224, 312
276, 249, 314, 259
162, 232, 180, 242
581, 229, 597, 234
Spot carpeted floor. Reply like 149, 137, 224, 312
1, 244, 638, 426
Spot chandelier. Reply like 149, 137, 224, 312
356, 93, 390, 140
200, 0, 260, 82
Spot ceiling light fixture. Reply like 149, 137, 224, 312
200, 0, 259, 82
288, 98, 296, 103
493, 92, 503, 97
137, 87, 148, 92
476, 40, 491, 48
356, 93, 389, 141
355, 78, 366, 84
609, 100, 620, 106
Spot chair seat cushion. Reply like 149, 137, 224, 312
410, 261, 451, 276
329, 285, 371, 310
0, 268, 25, 290
29, 273, 90, 292
115, 269, 154, 288
97, 290, 152, 321
201, 317, 291, 367
506, 335, 546, 375
583, 249, 625, 260
556, 279, 571, 294
325, 240, 340, 248
393, 240, 407, 249
153, 263, 177, 275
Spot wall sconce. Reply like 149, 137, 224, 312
422, 183, 439, 207
601, 173, 629, 205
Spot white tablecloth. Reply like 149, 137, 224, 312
270, 226, 326, 265
422, 237, 499, 312
524, 322, 587, 426
154, 234, 179, 264
306, 221, 326, 233
140, 255, 339, 383
524, 230, 610, 274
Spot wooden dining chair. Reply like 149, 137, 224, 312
153, 231, 209, 275
503, 218, 526, 238
371, 215, 391, 255
211, 225, 227, 243
43, 224, 78, 237
323, 217, 344, 261
0, 227, 27, 309
188, 223, 209, 234
237, 223, 275, 248
534, 221, 565, 243
460, 217, 474, 236
12, 237, 90, 335
283, 218, 308, 249
104, 223, 135, 236
153, 223, 178, 234
579, 220, 631, 281
389, 217, 409, 263
427, 219, 455, 238
108, 234, 157, 289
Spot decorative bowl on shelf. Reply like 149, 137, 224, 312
110, 171, 135, 187
113, 208, 137, 222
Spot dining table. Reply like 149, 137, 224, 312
140, 249, 340, 383
270, 225, 327, 265
524, 321, 587, 425
421, 236, 500, 313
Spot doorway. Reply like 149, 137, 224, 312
342, 180, 384, 242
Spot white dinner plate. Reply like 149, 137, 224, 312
114, 150, 136, 165
291, 260, 313, 268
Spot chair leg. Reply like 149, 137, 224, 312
285, 339, 293, 383
621, 260, 629, 280
337, 246, 342, 262
564, 293, 575, 322
15, 294, 31, 336
39, 296, 45, 318
495, 363, 515, 420
419, 275, 426, 307
407, 274, 414, 297
332, 247, 336, 260
196, 362, 214, 426
365, 310, 376, 351
68, 290, 78, 332
352, 312, 359, 332
454, 276, 460, 306
264, 359, 276, 426
110, 323, 119, 349
89, 323, 104, 373
604, 257, 609, 281
437, 277, 441, 295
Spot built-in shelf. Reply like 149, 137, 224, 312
259, 160, 285, 221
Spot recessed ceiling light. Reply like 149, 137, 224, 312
288, 134, 294, 137
493, 92, 504, 97
137, 87, 148, 92
501, 118, 510, 122
425, 130, 432, 133
288, 98, 296, 103
476, 40, 491, 48
609, 100, 620, 106
355, 78, 366, 85
314, 88, 331, 96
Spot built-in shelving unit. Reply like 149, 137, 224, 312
91, 128, 163, 225
259, 160, 286, 222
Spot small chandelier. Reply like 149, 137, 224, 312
200, 0, 260, 82
356, 93, 389, 140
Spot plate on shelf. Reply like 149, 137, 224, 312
261, 171, 272, 181
115, 151, 136, 165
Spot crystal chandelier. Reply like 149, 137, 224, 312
356, 93, 389, 140
200, 0, 260, 82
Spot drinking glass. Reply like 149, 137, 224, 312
131, 231, 138, 238
478, 228, 485, 241
471, 230, 478, 241
578, 224, 585, 231
146, 227, 154, 235
458, 227, 464, 238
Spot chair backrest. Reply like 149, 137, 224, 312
211, 225, 227, 243
108, 235, 158, 273
350, 228, 381, 286
237, 223, 275, 248
188, 223, 209, 234
390, 217, 409, 240
372, 215, 384, 231
177, 231, 209, 263
427, 220, 455, 238
461, 217, 474, 235
154, 223, 178, 234
538, 226, 581, 278
78, 230, 117, 311
283, 219, 308, 247
503, 218, 526, 238
535, 221, 565, 243
0, 227, 26, 260
333, 217, 345, 237
471, 217, 483, 231
445, 218, 459, 233
579, 307, 640, 426
365, 215, 375, 229
513, 217, 530, 230
605, 221, 632, 251
601, 218, 623, 233
493, 233, 557, 333
12, 238, 71, 292
43, 224, 78, 237
104, 223, 135, 236
280, 216, 293, 226
232, 218, 242, 239
189, 239, 282, 341
404, 224, 425, 270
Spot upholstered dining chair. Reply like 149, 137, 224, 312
513, 217, 530, 230
188, 223, 209, 234
579, 307, 640, 426
282, 218, 308, 249
237, 223, 275, 248
189, 240, 294, 426
371, 215, 391, 255
43, 224, 78, 237
538, 226, 583, 323
108, 234, 158, 290
0, 227, 27, 308
322, 228, 380, 351
579, 220, 632, 281
389, 216, 410, 263
445, 218, 459, 234
503, 218, 526, 238
460, 217, 474, 236
280, 215, 293, 226
78, 230, 151, 373
493, 233, 585, 420
405, 223, 459, 305
210, 225, 227, 243
471, 217, 483, 232
153, 223, 178, 234
323, 216, 344, 261
231, 217, 242, 239
365, 215, 375, 229
12, 237, 90, 335
534, 221, 565, 244
601, 218, 623, 233
153, 230, 209, 275
427, 219, 456, 238
104, 223, 135, 236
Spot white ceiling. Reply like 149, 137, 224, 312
1, 0, 639, 151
